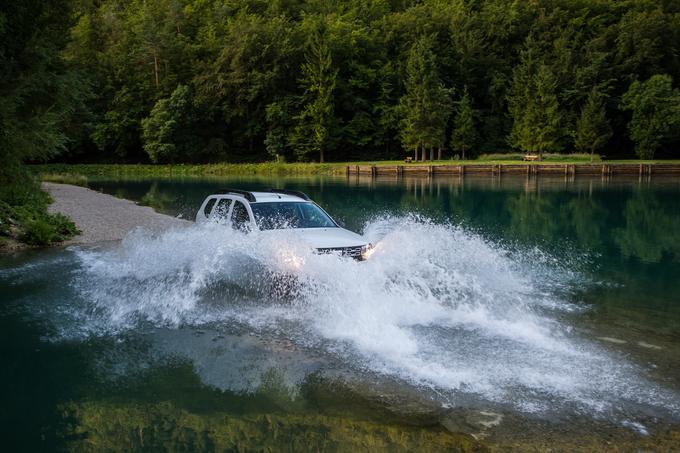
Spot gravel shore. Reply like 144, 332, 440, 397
43, 182, 191, 244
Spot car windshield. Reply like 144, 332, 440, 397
250, 202, 336, 230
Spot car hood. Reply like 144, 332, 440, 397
287, 227, 368, 249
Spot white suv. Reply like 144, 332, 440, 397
196, 189, 374, 260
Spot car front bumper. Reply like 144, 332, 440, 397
316, 243, 374, 261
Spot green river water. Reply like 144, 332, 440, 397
1, 174, 679, 451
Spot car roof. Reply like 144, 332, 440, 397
250, 192, 308, 203
210, 192, 309, 203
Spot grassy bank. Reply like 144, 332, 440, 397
40, 172, 89, 186
0, 176, 79, 249
32, 156, 680, 179
33, 162, 351, 177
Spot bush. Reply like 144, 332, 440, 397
20, 219, 56, 246
17, 213, 78, 246
50, 213, 79, 240
0, 201, 16, 237
1, 173, 79, 247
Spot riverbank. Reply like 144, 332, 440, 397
43, 183, 190, 244
31, 159, 680, 178
0, 178, 79, 252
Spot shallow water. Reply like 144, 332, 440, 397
2, 174, 680, 450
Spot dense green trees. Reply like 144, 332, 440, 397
5, 0, 680, 165
1, 0, 86, 181
0, 0, 81, 246
621, 75, 680, 159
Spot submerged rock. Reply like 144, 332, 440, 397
61, 400, 487, 452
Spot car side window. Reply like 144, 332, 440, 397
211, 198, 232, 221
231, 201, 251, 232
203, 198, 217, 217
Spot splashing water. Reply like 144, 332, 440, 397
67, 216, 679, 420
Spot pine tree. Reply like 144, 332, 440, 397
450, 86, 477, 160
532, 65, 563, 157
399, 35, 450, 161
575, 89, 612, 161
507, 41, 537, 157
294, 28, 337, 163
508, 40, 563, 159
399, 37, 429, 161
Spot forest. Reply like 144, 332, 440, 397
4, 0, 680, 169
3, 0, 680, 246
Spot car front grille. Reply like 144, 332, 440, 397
316, 246, 363, 259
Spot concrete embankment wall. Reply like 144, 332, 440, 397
346, 163, 680, 177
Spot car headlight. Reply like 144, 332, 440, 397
277, 248, 304, 271
361, 243, 375, 260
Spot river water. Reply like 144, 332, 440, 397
1, 174, 679, 451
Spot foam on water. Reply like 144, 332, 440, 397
68, 217, 679, 419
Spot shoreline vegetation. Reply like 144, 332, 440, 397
5, 155, 674, 251
0, 172, 79, 251
34, 157, 680, 178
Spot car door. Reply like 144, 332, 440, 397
210, 197, 233, 223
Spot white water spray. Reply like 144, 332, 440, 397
69, 216, 678, 419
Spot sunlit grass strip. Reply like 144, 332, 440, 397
40, 172, 89, 186
33, 163, 349, 177
477, 152, 602, 162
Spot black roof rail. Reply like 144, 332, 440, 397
216, 188, 257, 202
266, 188, 311, 201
